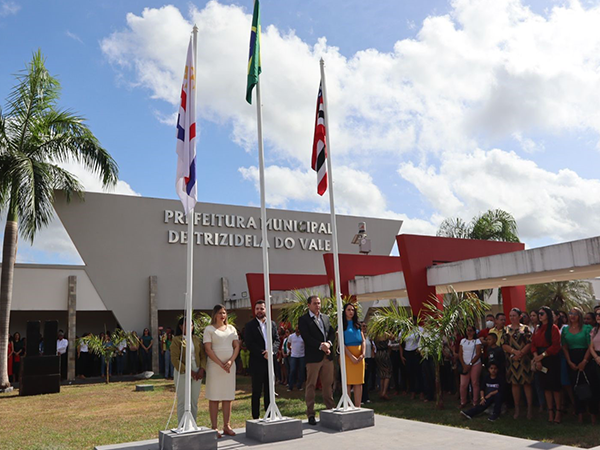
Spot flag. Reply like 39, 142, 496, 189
246, 0, 261, 104
311, 82, 327, 196
175, 37, 197, 215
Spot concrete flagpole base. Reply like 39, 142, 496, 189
158, 428, 218, 450
245, 418, 303, 443
319, 408, 375, 432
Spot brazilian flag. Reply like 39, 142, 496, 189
246, 0, 261, 104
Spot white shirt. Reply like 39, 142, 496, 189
288, 333, 305, 358
117, 340, 127, 352
57, 338, 68, 355
404, 327, 423, 352
460, 338, 481, 366
185, 336, 199, 372
257, 317, 268, 348
364, 338, 374, 358
79, 342, 89, 353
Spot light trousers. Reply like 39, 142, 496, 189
460, 363, 482, 406
305, 358, 334, 418
174, 369, 202, 424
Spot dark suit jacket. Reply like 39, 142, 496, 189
298, 312, 336, 364
244, 318, 280, 373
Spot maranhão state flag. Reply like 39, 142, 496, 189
311, 82, 327, 196
175, 37, 197, 215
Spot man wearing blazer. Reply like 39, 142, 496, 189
298, 295, 336, 425
245, 300, 280, 420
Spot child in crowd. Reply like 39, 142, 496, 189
461, 362, 503, 421
484, 333, 505, 377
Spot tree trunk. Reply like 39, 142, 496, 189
0, 219, 18, 389
434, 361, 444, 410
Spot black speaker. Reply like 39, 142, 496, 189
19, 374, 61, 396
21, 355, 60, 376
44, 320, 58, 355
26, 321, 41, 357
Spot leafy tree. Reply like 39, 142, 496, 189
437, 209, 520, 243
0, 51, 118, 389
437, 209, 520, 303
368, 289, 489, 409
180, 311, 237, 341
80, 329, 134, 383
526, 281, 596, 312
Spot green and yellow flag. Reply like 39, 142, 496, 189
246, 0, 261, 104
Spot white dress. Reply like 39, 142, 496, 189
203, 324, 238, 401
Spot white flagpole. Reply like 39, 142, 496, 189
320, 58, 354, 411
177, 25, 199, 433
255, 77, 283, 422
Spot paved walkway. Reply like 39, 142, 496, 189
96, 414, 595, 450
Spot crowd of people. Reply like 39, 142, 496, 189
7, 299, 600, 434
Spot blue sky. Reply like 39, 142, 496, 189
2, 0, 600, 264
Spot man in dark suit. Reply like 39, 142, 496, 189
245, 300, 280, 420
298, 295, 336, 425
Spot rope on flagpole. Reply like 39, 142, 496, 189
320, 57, 355, 412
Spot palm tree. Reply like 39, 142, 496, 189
368, 289, 489, 409
437, 209, 520, 243
81, 329, 134, 383
0, 51, 118, 389
526, 281, 596, 312
437, 209, 519, 303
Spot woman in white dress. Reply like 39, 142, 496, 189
204, 304, 240, 437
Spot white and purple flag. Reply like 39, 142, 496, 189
175, 37, 197, 215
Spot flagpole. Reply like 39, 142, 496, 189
320, 58, 354, 411
177, 25, 199, 433
255, 78, 283, 422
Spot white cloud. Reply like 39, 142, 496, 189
238, 164, 438, 236
100, 1, 600, 246
0, 0, 19, 17
399, 148, 600, 242
65, 30, 83, 44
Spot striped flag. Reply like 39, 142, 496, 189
311, 82, 327, 196
246, 0, 261, 104
175, 37, 197, 215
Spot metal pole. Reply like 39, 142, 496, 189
256, 78, 282, 421
320, 58, 354, 411
177, 25, 199, 432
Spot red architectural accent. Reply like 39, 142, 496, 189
246, 273, 329, 311
322, 254, 403, 298
396, 234, 525, 315
501, 285, 527, 316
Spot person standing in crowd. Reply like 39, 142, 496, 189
529, 310, 540, 333
163, 328, 174, 380
461, 362, 503, 421
362, 322, 376, 404
140, 328, 153, 372
478, 314, 496, 341
158, 326, 165, 376
244, 300, 279, 420
484, 333, 505, 377
298, 295, 335, 425
12, 332, 24, 384
57, 330, 68, 380
204, 304, 240, 437
375, 335, 392, 400
171, 318, 206, 426
280, 329, 291, 385
404, 317, 423, 400
77, 333, 91, 379
588, 310, 600, 424
128, 331, 140, 374
532, 306, 563, 423
287, 327, 305, 392
584, 312, 595, 327
501, 308, 534, 419
6, 334, 13, 384
561, 307, 594, 423
114, 331, 127, 376
459, 325, 482, 408
342, 303, 365, 407
490, 313, 506, 342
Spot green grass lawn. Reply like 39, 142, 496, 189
1, 377, 599, 449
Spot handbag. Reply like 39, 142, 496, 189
574, 371, 592, 402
